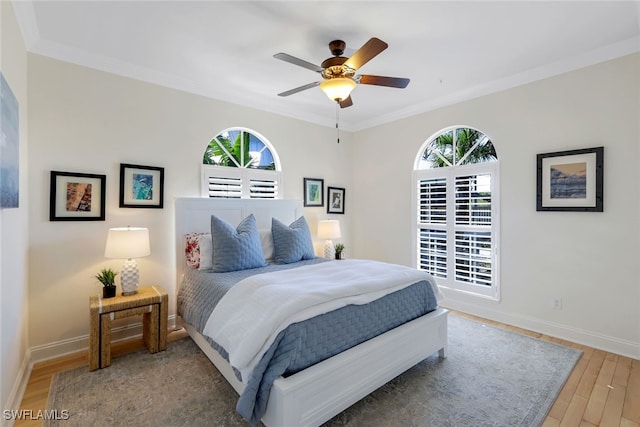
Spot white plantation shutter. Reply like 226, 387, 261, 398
418, 228, 448, 278
414, 162, 499, 300
454, 173, 493, 287
248, 169, 279, 199
417, 177, 448, 278
202, 165, 281, 199
418, 177, 447, 224
207, 175, 242, 198
454, 230, 492, 286
455, 174, 492, 226
249, 178, 277, 198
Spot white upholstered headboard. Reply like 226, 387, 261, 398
174, 198, 303, 289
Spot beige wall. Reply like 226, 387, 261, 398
0, 0, 30, 416
26, 55, 354, 357
352, 54, 640, 358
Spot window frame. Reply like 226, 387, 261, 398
413, 126, 500, 301
201, 127, 282, 199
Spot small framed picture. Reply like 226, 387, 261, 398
536, 147, 603, 212
119, 163, 165, 208
50, 171, 106, 221
303, 178, 324, 207
327, 186, 345, 214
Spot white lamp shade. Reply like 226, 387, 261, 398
320, 77, 357, 102
104, 227, 150, 259
317, 220, 341, 240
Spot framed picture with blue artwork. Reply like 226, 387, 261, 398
303, 177, 324, 207
536, 147, 603, 212
119, 163, 164, 208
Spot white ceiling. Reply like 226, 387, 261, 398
12, 1, 640, 131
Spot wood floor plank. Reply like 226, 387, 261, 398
613, 356, 632, 387
576, 350, 606, 398
620, 418, 640, 427
583, 384, 610, 425
583, 354, 618, 424
595, 353, 618, 386
547, 355, 588, 420
600, 380, 626, 427
560, 394, 588, 427
542, 416, 561, 427
623, 358, 640, 423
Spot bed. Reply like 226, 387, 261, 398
175, 197, 448, 427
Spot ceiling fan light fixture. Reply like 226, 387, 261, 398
320, 77, 357, 102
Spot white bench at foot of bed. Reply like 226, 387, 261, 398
185, 307, 448, 427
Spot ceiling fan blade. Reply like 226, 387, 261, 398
343, 37, 388, 71
339, 96, 353, 108
274, 53, 323, 73
277, 81, 320, 97
358, 74, 410, 88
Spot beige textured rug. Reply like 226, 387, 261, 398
45, 315, 581, 426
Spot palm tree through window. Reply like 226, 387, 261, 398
419, 128, 496, 168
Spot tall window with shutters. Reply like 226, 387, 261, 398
201, 128, 282, 199
413, 126, 500, 299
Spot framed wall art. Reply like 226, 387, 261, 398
50, 171, 106, 221
303, 178, 324, 207
327, 186, 345, 214
536, 147, 603, 212
119, 163, 165, 208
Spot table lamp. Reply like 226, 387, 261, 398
317, 220, 341, 259
104, 227, 150, 295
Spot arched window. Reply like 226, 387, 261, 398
413, 126, 500, 300
201, 128, 282, 199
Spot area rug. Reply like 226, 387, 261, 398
45, 314, 581, 427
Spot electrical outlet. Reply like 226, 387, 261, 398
551, 297, 562, 310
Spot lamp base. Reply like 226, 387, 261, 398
323, 240, 335, 259
120, 258, 140, 296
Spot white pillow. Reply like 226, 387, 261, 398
260, 230, 275, 262
198, 234, 213, 270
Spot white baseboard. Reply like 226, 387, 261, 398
2, 349, 32, 427
29, 314, 177, 363
442, 299, 640, 360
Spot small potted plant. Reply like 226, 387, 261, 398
334, 243, 345, 260
95, 268, 118, 298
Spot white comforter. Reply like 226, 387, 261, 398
203, 259, 442, 381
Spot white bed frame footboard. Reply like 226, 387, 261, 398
175, 198, 448, 427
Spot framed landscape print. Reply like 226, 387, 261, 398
50, 171, 106, 221
303, 178, 324, 207
119, 163, 165, 208
536, 147, 603, 212
327, 186, 345, 214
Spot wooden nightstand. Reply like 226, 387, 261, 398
89, 285, 168, 371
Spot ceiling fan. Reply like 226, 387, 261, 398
274, 37, 410, 108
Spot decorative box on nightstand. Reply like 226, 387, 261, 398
89, 285, 168, 371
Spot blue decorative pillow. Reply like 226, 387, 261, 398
210, 214, 267, 273
272, 216, 316, 264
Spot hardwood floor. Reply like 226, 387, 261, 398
14, 312, 639, 427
